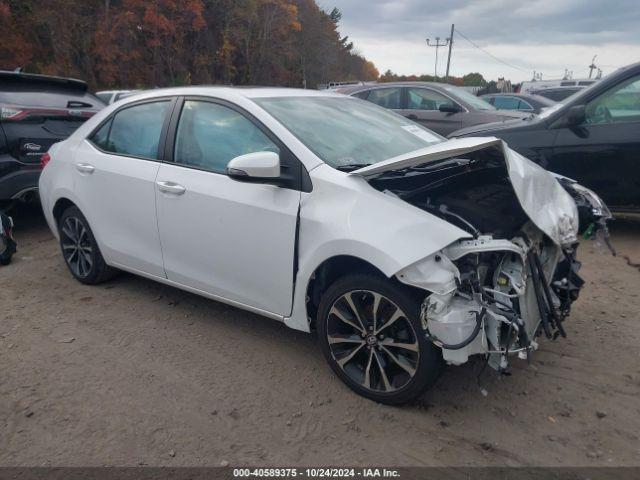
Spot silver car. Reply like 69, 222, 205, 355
338, 82, 529, 136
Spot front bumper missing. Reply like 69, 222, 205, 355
401, 233, 585, 373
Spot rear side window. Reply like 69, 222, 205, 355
366, 88, 402, 109
89, 101, 170, 159
492, 96, 521, 110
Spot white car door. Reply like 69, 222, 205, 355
155, 98, 303, 316
73, 98, 175, 277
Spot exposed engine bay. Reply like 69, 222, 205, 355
366, 142, 613, 374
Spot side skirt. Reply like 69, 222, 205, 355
108, 261, 286, 323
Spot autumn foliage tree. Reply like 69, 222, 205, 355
0, 0, 379, 90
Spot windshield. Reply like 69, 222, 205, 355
255, 96, 444, 168
442, 85, 496, 111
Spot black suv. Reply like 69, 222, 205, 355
451, 62, 640, 213
0, 71, 104, 207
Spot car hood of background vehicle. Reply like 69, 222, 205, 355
493, 110, 531, 120
448, 116, 536, 137
351, 137, 579, 245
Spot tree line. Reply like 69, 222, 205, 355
0, 0, 379, 90
379, 70, 489, 87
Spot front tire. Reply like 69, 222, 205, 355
317, 273, 443, 405
58, 206, 116, 284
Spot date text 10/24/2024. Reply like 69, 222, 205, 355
233, 468, 401, 478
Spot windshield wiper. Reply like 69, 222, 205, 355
335, 163, 371, 172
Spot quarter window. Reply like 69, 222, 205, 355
89, 101, 170, 159
173, 100, 280, 174
406, 88, 451, 111
365, 88, 402, 109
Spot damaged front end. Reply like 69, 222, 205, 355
354, 137, 612, 373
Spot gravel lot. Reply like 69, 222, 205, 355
1, 206, 639, 467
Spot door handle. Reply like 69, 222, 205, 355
156, 181, 186, 195
407, 114, 418, 120
76, 163, 95, 174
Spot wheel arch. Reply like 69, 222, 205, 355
304, 255, 426, 331
52, 197, 77, 225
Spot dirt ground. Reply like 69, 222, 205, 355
1, 206, 639, 467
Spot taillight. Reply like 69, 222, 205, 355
0, 104, 94, 121
40, 152, 51, 169
0, 105, 23, 120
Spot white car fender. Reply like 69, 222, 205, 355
285, 164, 469, 331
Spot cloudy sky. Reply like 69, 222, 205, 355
317, 0, 640, 82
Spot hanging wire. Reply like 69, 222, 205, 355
455, 29, 567, 78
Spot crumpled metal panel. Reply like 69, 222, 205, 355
351, 136, 579, 246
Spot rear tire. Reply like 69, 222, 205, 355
317, 273, 443, 405
58, 206, 117, 284
0, 240, 14, 265
0, 211, 16, 266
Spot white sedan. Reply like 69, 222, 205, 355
39, 87, 611, 404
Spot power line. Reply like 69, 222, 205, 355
454, 29, 531, 73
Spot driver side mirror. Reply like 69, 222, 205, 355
439, 103, 462, 113
565, 105, 586, 126
226, 151, 280, 180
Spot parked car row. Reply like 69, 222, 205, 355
451, 61, 640, 212
343, 62, 640, 212
336, 82, 529, 136
480, 93, 556, 113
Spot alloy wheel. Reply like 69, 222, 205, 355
60, 216, 93, 278
325, 290, 420, 393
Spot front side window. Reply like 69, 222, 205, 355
90, 101, 170, 159
174, 100, 279, 173
585, 75, 640, 125
365, 88, 402, 109
406, 88, 451, 111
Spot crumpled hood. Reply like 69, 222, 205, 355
351, 137, 579, 245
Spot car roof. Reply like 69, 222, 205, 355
531, 86, 582, 92
114, 86, 342, 103
338, 81, 450, 93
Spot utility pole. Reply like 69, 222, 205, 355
426, 36, 450, 79
445, 24, 454, 79
588, 55, 598, 79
